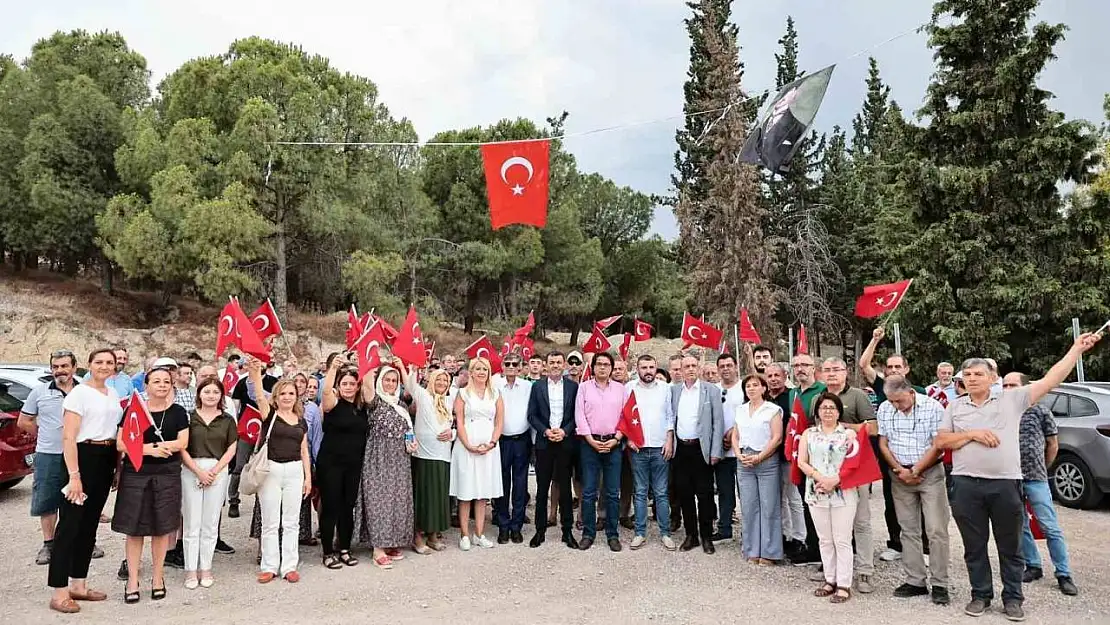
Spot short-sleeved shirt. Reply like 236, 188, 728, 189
719, 381, 745, 457
941, 387, 1031, 480
832, 386, 875, 425
142, 404, 190, 466
232, 374, 277, 419
1018, 403, 1057, 482
877, 393, 945, 466
22, 380, 78, 454
186, 411, 238, 459
62, 384, 123, 442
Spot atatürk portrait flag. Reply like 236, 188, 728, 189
740, 65, 835, 175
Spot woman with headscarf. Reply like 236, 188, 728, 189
352, 360, 417, 570
402, 360, 454, 554
449, 357, 504, 550
316, 358, 368, 569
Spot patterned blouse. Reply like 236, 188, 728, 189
804, 423, 858, 508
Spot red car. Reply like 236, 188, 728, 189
0, 383, 35, 490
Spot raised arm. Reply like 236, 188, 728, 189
248, 358, 271, 419
321, 357, 343, 413
858, 326, 884, 384
1029, 332, 1101, 405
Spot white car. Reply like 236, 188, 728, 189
0, 364, 53, 401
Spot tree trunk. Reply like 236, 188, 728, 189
101, 257, 114, 295
464, 288, 479, 334
408, 258, 417, 307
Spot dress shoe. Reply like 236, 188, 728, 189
608, 538, 622, 552
670, 518, 682, 533
579, 537, 594, 551
702, 540, 715, 554
497, 530, 510, 544
1023, 567, 1043, 583
1058, 576, 1078, 596
510, 531, 524, 544
562, 533, 580, 549
227, 504, 240, 518
679, 536, 700, 552
619, 517, 634, 530
709, 532, 732, 543
529, 533, 545, 548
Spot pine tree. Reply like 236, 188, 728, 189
898, 0, 1100, 368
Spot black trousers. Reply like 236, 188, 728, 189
674, 442, 716, 541
48, 443, 117, 588
534, 440, 574, 533
317, 456, 361, 554
951, 476, 1025, 603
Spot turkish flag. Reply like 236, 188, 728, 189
739, 307, 762, 343
796, 324, 809, 355
222, 363, 237, 395
351, 321, 387, 381
632, 319, 653, 342
681, 312, 724, 350
216, 299, 271, 361
393, 305, 427, 368
373, 314, 400, 345
512, 336, 535, 361
839, 426, 882, 490
583, 327, 610, 354
481, 139, 551, 230
927, 387, 954, 464
237, 404, 264, 445
580, 358, 592, 382
122, 391, 152, 471
501, 340, 512, 356
513, 310, 535, 340
854, 279, 913, 318
249, 298, 283, 341
345, 305, 363, 349
423, 339, 436, 364
1025, 499, 1046, 540
617, 391, 645, 448
594, 314, 622, 332
618, 332, 633, 361
785, 395, 809, 486
465, 335, 503, 374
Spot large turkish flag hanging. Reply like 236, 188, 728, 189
481, 139, 550, 229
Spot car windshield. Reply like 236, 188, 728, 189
0, 391, 22, 414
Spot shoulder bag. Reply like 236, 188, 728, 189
239, 413, 278, 496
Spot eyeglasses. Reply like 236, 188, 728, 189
824, 367, 846, 373
793, 363, 814, 369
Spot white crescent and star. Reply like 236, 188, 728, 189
687, 326, 706, 340
844, 439, 860, 459
876, 291, 900, 307
245, 417, 262, 440
500, 156, 535, 196
636, 326, 647, 337
476, 347, 490, 360
253, 315, 270, 332
220, 315, 234, 336
411, 322, 422, 345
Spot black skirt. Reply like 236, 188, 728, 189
112, 460, 183, 537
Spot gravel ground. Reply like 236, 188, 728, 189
3, 478, 1109, 625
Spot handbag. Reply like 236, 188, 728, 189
239, 414, 278, 496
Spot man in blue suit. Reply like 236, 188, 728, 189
527, 351, 580, 549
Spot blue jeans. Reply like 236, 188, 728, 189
581, 442, 622, 539
630, 447, 670, 537
1020, 479, 1071, 578
738, 451, 783, 560
494, 435, 531, 532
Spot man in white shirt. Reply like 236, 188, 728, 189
626, 355, 676, 551
494, 354, 533, 544
713, 353, 743, 543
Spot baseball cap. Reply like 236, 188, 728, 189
151, 357, 179, 370
567, 350, 584, 365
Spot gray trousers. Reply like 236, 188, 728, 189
853, 482, 875, 576
891, 463, 951, 587
738, 451, 783, 560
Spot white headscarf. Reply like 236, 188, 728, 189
375, 366, 411, 425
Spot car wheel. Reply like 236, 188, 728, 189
0, 477, 24, 491
1050, 454, 1103, 509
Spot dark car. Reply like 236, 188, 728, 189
1038, 383, 1110, 509
0, 382, 35, 490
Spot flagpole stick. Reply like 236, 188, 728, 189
892, 322, 902, 356
1073, 317, 1086, 382
734, 324, 740, 356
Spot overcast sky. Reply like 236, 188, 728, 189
4, 1, 1107, 238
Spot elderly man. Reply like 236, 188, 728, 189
1002, 372, 1077, 597
926, 362, 958, 405
670, 354, 724, 553
877, 375, 950, 606
936, 335, 1099, 621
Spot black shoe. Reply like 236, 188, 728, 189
608, 537, 622, 552
790, 552, 821, 567
529, 533, 545, 548
227, 504, 240, 518
931, 586, 950, 605
497, 530, 510, 545
562, 533, 579, 549
510, 531, 524, 544
165, 548, 184, 570
1058, 576, 1078, 596
670, 518, 681, 533
964, 598, 990, 617
893, 583, 929, 598
702, 540, 715, 554
579, 536, 594, 551
117, 559, 129, 581
1022, 567, 1043, 583
709, 532, 732, 543
679, 536, 700, 552
619, 517, 634, 531
214, 539, 236, 555
1002, 600, 1025, 622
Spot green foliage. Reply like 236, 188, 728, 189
341, 250, 406, 317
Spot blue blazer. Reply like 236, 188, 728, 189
527, 376, 578, 450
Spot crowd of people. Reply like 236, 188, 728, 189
17, 329, 1097, 621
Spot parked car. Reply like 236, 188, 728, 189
1038, 382, 1110, 509
0, 382, 35, 490
0, 364, 53, 401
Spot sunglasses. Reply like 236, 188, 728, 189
568, 359, 582, 365
504, 362, 522, 368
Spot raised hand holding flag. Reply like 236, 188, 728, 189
855, 279, 913, 318
122, 391, 152, 471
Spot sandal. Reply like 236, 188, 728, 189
413, 543, 432, 555
830, 588, 851, 604
257, 572, 276, 584
50, 597, 81, 613
124, 589, 140, 605
814, 583, 836, 597
70, 589, 108, 601
151, 581, 166, 601
373, 555, 393, 570
323, 554, 343, 569
385, 548, 404, 561
338, 551, 359, 567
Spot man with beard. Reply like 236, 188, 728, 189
626, 355, 676, 550
750, 344, 774, 374
711, 353, 742, 543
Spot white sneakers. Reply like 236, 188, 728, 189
475, 535, 495, 549
184, 576, 199, 590
879, 548, 902, 562
460, 535, 495, 550
459, 536, 472, 551
661, 536, 676, 551
630, 535, 646, 550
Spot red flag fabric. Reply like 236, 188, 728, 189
618, 332, 633, 361
423, 339, 436, 364
480, 139, 551, 229
681, 312, 724, 350
583, 327, 610, 354
222, 364, 238, 395
501, 340, 512, 356
785, 395, 809, 486
854, 279, 913, 318
617, 391, 645, 448
392, 305, 428, 368
796, 324, 809, 355
1025, 499, 1046, 540
249, 298, 283, 341
632, 319, 653, 342
372, 315, 399, 345
515, 337, 535, 361
594, 314, 622, 331
122, 391, 152, 471
216, 299, 271, 361
513, 311, 535, 340
839, 425, 883, 490
925, 387, 953, 464
465, 335, 503, 374
580, 358, 592, 382
351, 321, 386, 381
739, 307, 762, 343
345, 305, 363, 349
237, 404, 264, 445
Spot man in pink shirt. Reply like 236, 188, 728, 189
575, 352, 626, 552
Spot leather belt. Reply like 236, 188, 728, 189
678, 438, 700, 446
591, 434, 617, 442
502, 433, 529, 441
81, 439, 116, 447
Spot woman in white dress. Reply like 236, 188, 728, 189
449, 357, 504, 550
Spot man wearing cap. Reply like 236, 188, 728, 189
567, 351, 585, 382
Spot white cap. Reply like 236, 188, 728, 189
567, 350, 584, 364
151, 357, 178, 369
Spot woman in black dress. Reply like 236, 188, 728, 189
317, 358, 368, 569
113, 367, 189, 604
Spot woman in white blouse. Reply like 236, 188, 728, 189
402, 364, 455, 554
731, 373, 784, 564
